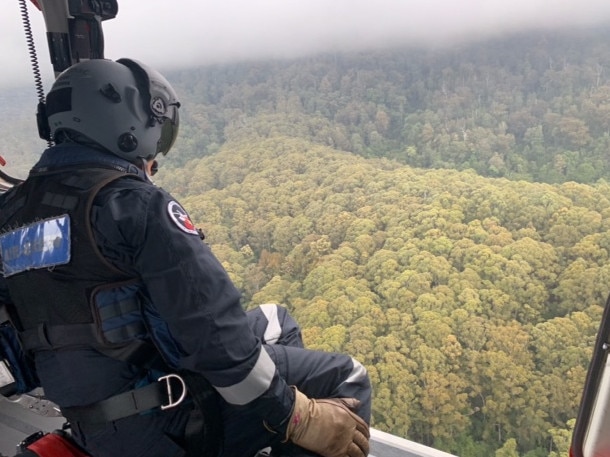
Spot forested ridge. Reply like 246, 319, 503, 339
5, 27, 610, 183
158, 26, 610, 185
3, 26, 610, 457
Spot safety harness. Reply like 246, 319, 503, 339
0, 158, 222, 457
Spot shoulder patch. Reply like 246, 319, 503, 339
167, 201, 199, 235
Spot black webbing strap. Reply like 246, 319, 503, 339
20, 321, 148, 354
61, 374, 187, 424
20, 323, 99, 351
181, 372, 223, 457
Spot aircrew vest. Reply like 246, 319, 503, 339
0, 166, 152, 362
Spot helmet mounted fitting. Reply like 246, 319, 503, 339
43, 58, 180, 162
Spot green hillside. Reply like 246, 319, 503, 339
163, 27, 610, 184
155, 134, 610, 456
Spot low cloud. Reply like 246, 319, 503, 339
3, 0, 610, 88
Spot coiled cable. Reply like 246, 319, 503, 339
18, 0, 52, 148
18, 0, 45, 105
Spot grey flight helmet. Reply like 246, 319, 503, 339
43, 58, 180, 162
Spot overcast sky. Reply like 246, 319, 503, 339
3, 0, 610, 90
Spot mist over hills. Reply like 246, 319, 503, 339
4, 26, 610, 182
166, 26, 610, 184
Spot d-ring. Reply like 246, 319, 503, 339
158, 373, 187, 410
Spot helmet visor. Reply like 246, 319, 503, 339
157, 110, 179, 156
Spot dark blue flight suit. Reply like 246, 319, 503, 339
0, 144, 371, 457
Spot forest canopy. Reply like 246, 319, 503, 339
156, 134, 610, 457
159, 26, 610, 185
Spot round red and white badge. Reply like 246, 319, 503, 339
167, 201, 199, 235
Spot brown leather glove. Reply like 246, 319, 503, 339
284, 387, 370, 457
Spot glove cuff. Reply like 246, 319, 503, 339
284, 386, 311, 443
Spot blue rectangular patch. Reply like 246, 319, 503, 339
0, 215, 71, 277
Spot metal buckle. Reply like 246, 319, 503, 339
158, 373, 187, 410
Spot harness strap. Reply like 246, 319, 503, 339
20, 321, 146, 351
181, 371, 223, 457
61, 374, 187, 424
21, 323, 100, 351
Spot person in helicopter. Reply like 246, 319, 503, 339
0, 58, 371, 457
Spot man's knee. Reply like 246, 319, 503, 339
340, 357, 372, 423
249, 304, 304, 347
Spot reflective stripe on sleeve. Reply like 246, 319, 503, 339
214, 347, 276, 405
260, 303, 282, 345
343, 357, 368, 384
